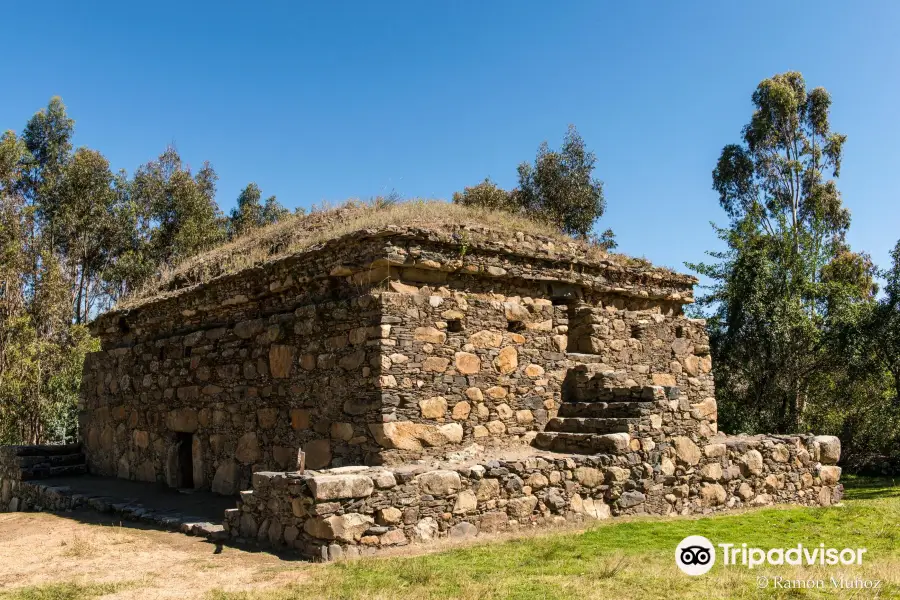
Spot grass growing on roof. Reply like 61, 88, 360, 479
117, 199, 628, 310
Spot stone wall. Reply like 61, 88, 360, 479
81, 226, 704, 493
223, 425, 843, 560
81, 294, 386, 495
0, 444, 86, 512
372, 288, 714, 463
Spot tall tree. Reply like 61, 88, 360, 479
689, 72, 871, 433
130, 146, 226, 274
22, 97, 74, 250
516, 125, 609, 240
1, 99, 241, 445
452, 126, 614, 246
0, 117, 97, 444
847, 240, 900, 403
57, 148, 123, 323
875, 241, 900, 401
228, 182, 289, 239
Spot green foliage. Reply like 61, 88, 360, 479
452, 126, 614, 245
516, 125, 607, 239
690, 72, 896, 467
452, 178, 515, 212
131, 147, 227, 271
0, 317, 97, 445
0, 98, 249, 445
868, 240, 900, 400
228, 183, 290, 239
814, 238, 900, 467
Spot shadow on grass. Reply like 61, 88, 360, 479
841, 475, 900, 500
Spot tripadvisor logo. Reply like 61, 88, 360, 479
675, 536, 868, 576
676, 535, 716, 575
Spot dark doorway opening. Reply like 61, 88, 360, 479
176, 432, 194, 489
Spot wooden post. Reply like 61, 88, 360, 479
296, 449, 306, 473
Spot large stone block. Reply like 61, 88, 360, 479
690, 397, 717, 420
308, 474, 375, 500
651, 373, 677, 387
235, 433, 261, 464
290, 409, 310, 430
414, 327, 446, 344
268, 345, 295, 378
672, 436, 701, 466
740, 449, 764, 476
419, 396, 448, 419
494, 346, 518, 374
304, 439, 332, 469
423, 357, 450, 372
474, 478, 500, 500
468, 330, 502, 348
417, 470, 461, 496
700, 483, 726, 506
303, 513, 373, 543
166, 409, 198, 433
451, 401, 471, 420
455, 352, 481, 375
506, 496, 538, 519
812, 436, 841, 464
819, 465, 841, 485
574, 467, 603, 487
453, 490, 478, 514
368, 422, 454, 450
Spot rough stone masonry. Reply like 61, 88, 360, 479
1, 220, 843, 558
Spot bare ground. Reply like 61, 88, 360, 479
0, 512, 312, 599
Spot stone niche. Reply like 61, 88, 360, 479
80, 225, 706, 494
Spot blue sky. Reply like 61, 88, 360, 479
2, 1, 898, 279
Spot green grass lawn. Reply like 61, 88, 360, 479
215, 476, 900, 600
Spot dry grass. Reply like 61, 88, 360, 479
117, 199, 641, 311
0, 512, 307, 600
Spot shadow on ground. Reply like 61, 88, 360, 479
18, 475, 309, 562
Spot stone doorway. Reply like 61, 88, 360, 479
175, 433, 194, 489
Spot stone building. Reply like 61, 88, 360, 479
81, 221, 705, 494
1, 209, 842, 558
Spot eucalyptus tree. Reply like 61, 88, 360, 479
690, 72, 873, 433
516, 125, 609, 240
229, 182, 290, 239
130, 146, 226, 274
452, 126, 614, 246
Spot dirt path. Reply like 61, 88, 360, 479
0, 512, 313, 599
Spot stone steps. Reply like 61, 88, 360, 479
532, 431, 631, 455
557, 401, 649, 419
16, 453, 86, 468
7, 445, 88, 481
3, 443, 83, 457
544, 417, 638, 435
533, 379, 666, 456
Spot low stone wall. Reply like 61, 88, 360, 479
223, 433, 843, 560
2, 478, 88, 514
0, 444, 86, 512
